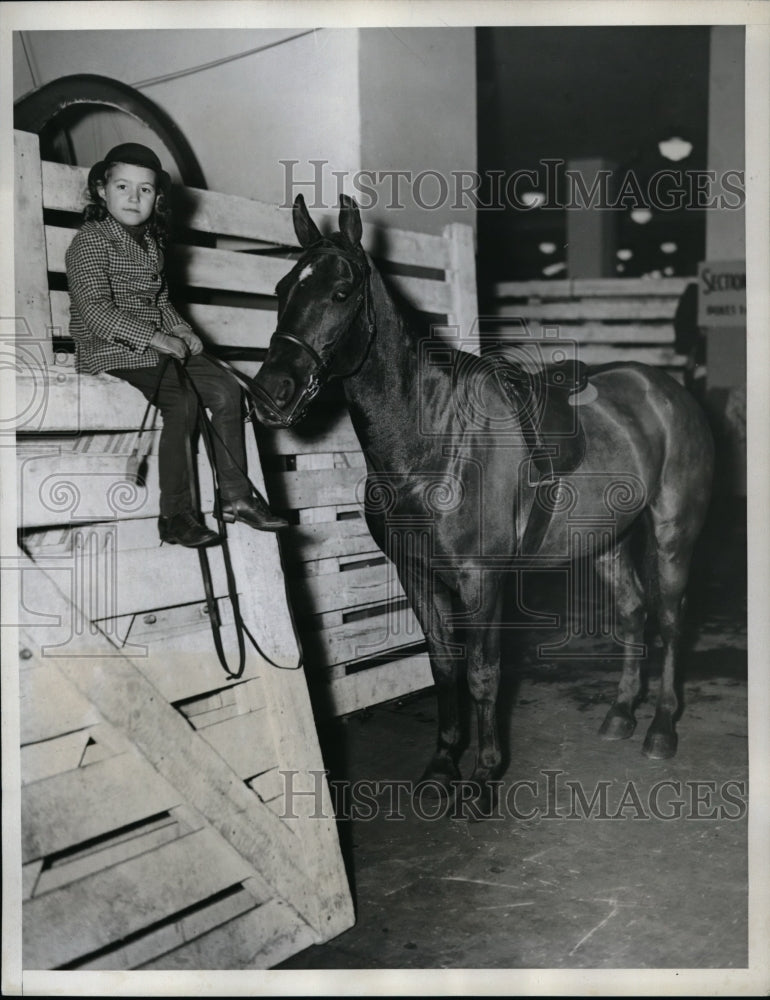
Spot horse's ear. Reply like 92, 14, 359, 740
339, 194, 362, 248
293, 194, 322, 247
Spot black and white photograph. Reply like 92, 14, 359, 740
1, 1, 768, 995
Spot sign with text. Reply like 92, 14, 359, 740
697, 259, 746, 328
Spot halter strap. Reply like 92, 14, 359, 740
271, 330, 325, 370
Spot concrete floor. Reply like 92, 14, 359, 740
279, 500, 748, 970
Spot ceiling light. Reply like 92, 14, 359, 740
617, 249, 633, 261
522, 191, 545, 208
658, 136, 693, 162
539, 241, 557, 255
542, 261, 566, 277
660, 242, 677, 254
630, 208, 652, 225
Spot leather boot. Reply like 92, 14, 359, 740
158, 511, 221, 547
219, 494, 289, 531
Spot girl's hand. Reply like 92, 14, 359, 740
171, 325, 204, 356
150, 330, 189, 360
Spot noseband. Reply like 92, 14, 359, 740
251, 239, 376, 426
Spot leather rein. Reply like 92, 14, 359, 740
131, 353, 299, 678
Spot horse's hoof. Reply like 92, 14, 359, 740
599, 705, 636, 741
642, 729, 678, 760
417, 760, 461, 798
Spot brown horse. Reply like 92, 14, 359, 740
252, 194, 714, 810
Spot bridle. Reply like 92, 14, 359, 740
249, 239, 377, 427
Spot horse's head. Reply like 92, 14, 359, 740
251, 194, 374, 428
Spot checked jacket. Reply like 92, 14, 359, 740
65, 213, 191, 375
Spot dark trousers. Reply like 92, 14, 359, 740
109, 356, 251, 516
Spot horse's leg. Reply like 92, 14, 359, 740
643, 508, 698, 759
464, 577, 504, 812
399, 569, 464, 793
597, 533, 647, 740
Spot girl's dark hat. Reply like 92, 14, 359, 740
88, 143, 171, 192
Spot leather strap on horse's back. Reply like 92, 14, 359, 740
495, 357, 589, 555
496, 358, 588, 479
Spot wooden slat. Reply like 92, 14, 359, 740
20, 729, 92, 785
493, 276, 691, 298
489, 321, 677, 344
44, 226, 292, 299
297, 504, 358, 525
22, 751, 181, 863
137, 896, 315, 971
48, 290, 69, 336
17, 448, 219, 529
198, 708, 278, 781
40, 158, 88, 213
572, 277, 693, 297
14, 372, 150, 434
281, 516, 376, 565
445, 221, 479, 351
260, 408, 360, 457
106, 599, 234, 648
184, 302, 275, 348
32, 812, 198, 898
570, 345, 687, 367
369, 225, 450, 270
265, 466, 363, 511
15, 130, 55, 368
43, 224, 77, 273
293, 451, 366, 472
20, 723, 126, 785
79, 885, 261, 970
303, 605, 424, 669
123, 631, 265, 706
291, 560, 396, 617
49, 290, 276, 352
315, 651, 433, 717
23, 519, 231, 621
491, 298, 679, 321
171, 244, 291, 296
492, 342, 687, 368
20, 663, 99, 745
23, 827, 255, 970
385, 272, 452, 315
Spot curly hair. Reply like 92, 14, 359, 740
83, 162, 171, 247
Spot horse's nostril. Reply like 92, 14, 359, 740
274, 376, 296, 405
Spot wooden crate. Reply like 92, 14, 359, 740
11, 128, 478, 969
487, 277, 695, 380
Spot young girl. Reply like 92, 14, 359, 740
65, 143, 287, 546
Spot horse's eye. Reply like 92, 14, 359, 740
332, 289, 351, 303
